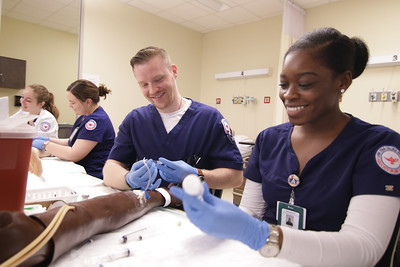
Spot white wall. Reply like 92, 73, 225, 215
200, 17, 282, 138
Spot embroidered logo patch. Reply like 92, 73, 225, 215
375, 146, 400, 175
85, 119, 97, 131
221, 118, 235, 144
221, 118, 232, 137
40, 121, 51, 132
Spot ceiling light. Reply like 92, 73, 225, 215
196, 0, 230, 12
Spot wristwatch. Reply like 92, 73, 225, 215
259, 224, 281, 257
197, 168, 205, 181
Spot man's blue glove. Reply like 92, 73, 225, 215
170, 182, 270, 250
125, 160, 161, 190
156, 157, 198, 184
32, 138, 46, 150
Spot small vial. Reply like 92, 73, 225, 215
182, 174, 204, 200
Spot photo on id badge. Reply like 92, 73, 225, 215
276, 201, 306, 229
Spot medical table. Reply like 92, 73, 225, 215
19, 158, 300, 267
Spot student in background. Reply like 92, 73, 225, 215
171, 27, 400, 267
11, 84, 59, 138
32, 79, 115, 179
103, 46, 243, 194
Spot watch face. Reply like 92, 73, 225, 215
259, 244, 280, 257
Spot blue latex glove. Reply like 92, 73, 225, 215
170, 182, 270, 250
125, 160, 161, 190
32, 138, 46, 150
156, 157, 198, 184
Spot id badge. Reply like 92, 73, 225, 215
276, 201, 307, 230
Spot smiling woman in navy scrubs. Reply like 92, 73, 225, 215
171, 27, 400, 267
32, 79, 115, 179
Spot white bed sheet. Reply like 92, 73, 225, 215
24, 158, 300, 267
53, 208, 300, 267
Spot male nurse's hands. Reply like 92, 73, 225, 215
125, 160, 161, 190
156, 157, 198, 184
170, 183, 270, 250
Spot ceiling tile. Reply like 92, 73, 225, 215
2, 0, 20, 12
244, 0, 283, 18
296, 0, 338, 9
163, 3, 211, 21
134, 0, 188, 11
7, 4, 50, 21
1, 0, 343, 34
19, 0, 64, 12
226, 0, 262, 5
192, 14, 232, 31
125, 0, 162, 14
216, 6, 258, 24
53, 0, 78, 5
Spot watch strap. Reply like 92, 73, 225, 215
197, 168, 205, 181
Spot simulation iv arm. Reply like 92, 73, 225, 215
0, 189, 180, 266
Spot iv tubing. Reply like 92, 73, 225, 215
0, 205, 75, 267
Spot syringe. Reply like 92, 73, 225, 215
85, 247, 132, 265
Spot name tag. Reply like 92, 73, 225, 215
276, 201, 307, 230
